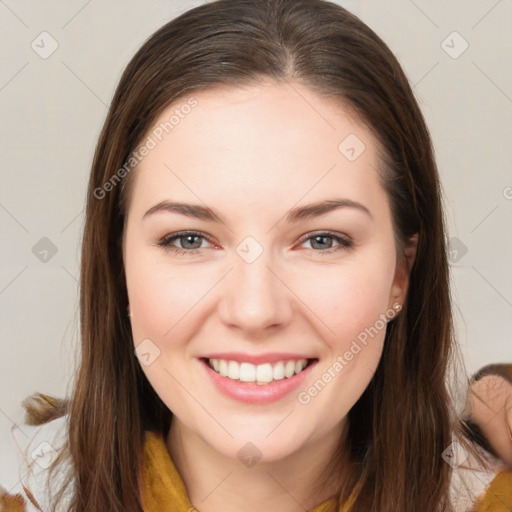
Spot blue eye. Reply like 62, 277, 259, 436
157, 230, 353, 256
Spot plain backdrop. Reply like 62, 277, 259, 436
1, 0, 511, 493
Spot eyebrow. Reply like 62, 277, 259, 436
142, 198, 373, 223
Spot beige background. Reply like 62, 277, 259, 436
1, 0, 511, 493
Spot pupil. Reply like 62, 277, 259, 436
183, 235, 200, 249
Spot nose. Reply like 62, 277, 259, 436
217, 248, 293, 337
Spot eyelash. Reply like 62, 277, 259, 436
156, 230, 354, 256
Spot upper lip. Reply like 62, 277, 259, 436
200, 352, 317, 365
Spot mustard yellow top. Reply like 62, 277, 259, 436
2, 427, 511, 511
140, 430, 512, 512
140, 431, 359, 512
471, 470, 512, 512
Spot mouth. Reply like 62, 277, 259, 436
199, 356, 318, 404
200, 356, 318, 385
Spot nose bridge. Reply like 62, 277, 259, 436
218, 235, 291, 332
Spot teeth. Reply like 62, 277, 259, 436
285, 360, 296, 378
256, 363, 273, 383
228, 361, 240, 380
208, 358, 309, 384
218, 359, 228, 377
273, 361, 285, 380
240, 362, 256, 382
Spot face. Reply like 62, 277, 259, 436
123, 81, 413, 462
468, 375, 512, 465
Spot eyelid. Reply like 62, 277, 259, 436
296, 230, 352, 246
157, 229, 354, 255
157, 230, 216, 249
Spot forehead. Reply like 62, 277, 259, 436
127, 81, 388, 218
472, 374, 511, 396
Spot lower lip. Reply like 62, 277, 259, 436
199, 358, 318, 404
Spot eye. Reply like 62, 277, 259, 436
298, 231, 354, 255
157, 230, 354, 257
157, 231, 215, 256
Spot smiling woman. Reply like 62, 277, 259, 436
122, 84, 407, 493
3, 0, 512, 511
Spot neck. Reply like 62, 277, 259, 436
166, 416, 350, 512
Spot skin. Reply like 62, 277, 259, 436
466, 375, 512, 467
123, 80, 417, 512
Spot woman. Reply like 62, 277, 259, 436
2, 0, 511, 511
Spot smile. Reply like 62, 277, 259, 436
199, 357, 319, 404
207, 358, 314, 384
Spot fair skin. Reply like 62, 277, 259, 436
466, 375, 512, 466
123, 80, 417, 512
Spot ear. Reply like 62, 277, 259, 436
388, 233, 418, 309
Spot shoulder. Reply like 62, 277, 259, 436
473, 469, 512, 511
1, 414, 73, 512
448, 437, 512, 511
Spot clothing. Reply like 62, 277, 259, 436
2, 415, 511, 511
140, 430, 359, 512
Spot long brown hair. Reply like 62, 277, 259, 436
22, 0, 494, 510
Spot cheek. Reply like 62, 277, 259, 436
124, 233, 211, 343
293, 256, 396, 346
292, 262, 395, 416
125, 251, 198, 405
127, 263, 194, 344
125, 240, 167, 342
125, 229, 397, 348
